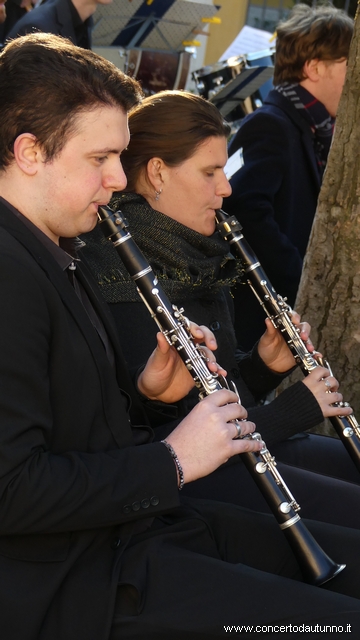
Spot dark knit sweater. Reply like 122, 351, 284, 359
81, 193, 322, 446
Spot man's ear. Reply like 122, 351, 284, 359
146, 157, 165, 191
12, 133, 44, 175
303, 59, 321, 83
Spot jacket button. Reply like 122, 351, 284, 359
141, 499, 150, 509
111, 538, 121, 549
150, 495, 159, 506
231, 367, 240, 379
122, 504, 132, 514
132, 501, 141, 511
209, 321, 220, 332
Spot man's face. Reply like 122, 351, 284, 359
33, 105, 129, 243
317, 58, 348, 117
0, 0, 7, 24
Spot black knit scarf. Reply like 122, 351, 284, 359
275, 82, 334, 177
82, 193, 243, 303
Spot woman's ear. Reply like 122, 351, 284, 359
146, 157, 165, 191
13, 133, 43, 176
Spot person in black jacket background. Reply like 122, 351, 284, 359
224, 4, 354, 351
0, 0, 34, 44
6, 0, 112, 48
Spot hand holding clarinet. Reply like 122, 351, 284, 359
215, 208, 360, 471
137, 320, 261, 482
257, 310, 353, 421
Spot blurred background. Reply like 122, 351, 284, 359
91, 0, 356, 127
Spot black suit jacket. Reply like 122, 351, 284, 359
6, 0, 92, 47
224, 90, 322, 349
0, 200, 180, 640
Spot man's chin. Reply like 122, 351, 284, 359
80, 211, 100, 235
89, 216, 99, 232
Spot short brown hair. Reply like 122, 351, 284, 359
121, 90, 231, 192
0, 33, 143, 169
274, 4, 353, 85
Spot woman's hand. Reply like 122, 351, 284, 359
137, 322, 227, 403
257, 311, 315, 373
302, 366, 353, 418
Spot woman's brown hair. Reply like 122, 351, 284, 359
122, 90, 231, 192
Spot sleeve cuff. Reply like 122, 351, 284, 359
247, 380, 323, 446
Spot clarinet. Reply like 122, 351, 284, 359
98, 205, 345, 587
215, 208, 360, 473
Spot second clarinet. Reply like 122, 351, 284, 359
98, 205, 345, 587
215, 208, 360, 473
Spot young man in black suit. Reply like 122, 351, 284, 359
2, 32, 360, 640
224, 4, 354, 350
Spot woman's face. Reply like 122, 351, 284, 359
154, 136, 232, 236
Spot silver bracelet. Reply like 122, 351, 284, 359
161, 440, 184, 490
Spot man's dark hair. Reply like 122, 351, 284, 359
274, 4, 353, 85
0, 33, 143, 169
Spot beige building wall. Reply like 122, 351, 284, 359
204, 0, 249, 65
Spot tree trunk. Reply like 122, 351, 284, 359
281, 9, 360, 435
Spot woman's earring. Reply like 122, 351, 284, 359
155, 188, 162, 201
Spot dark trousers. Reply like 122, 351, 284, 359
110, 499, 360, 639
182, 433, 360, 529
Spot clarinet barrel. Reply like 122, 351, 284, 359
98, 205, 345, 586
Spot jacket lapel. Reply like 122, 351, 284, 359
76, 258, 150, 422
55, 0, 77, 42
